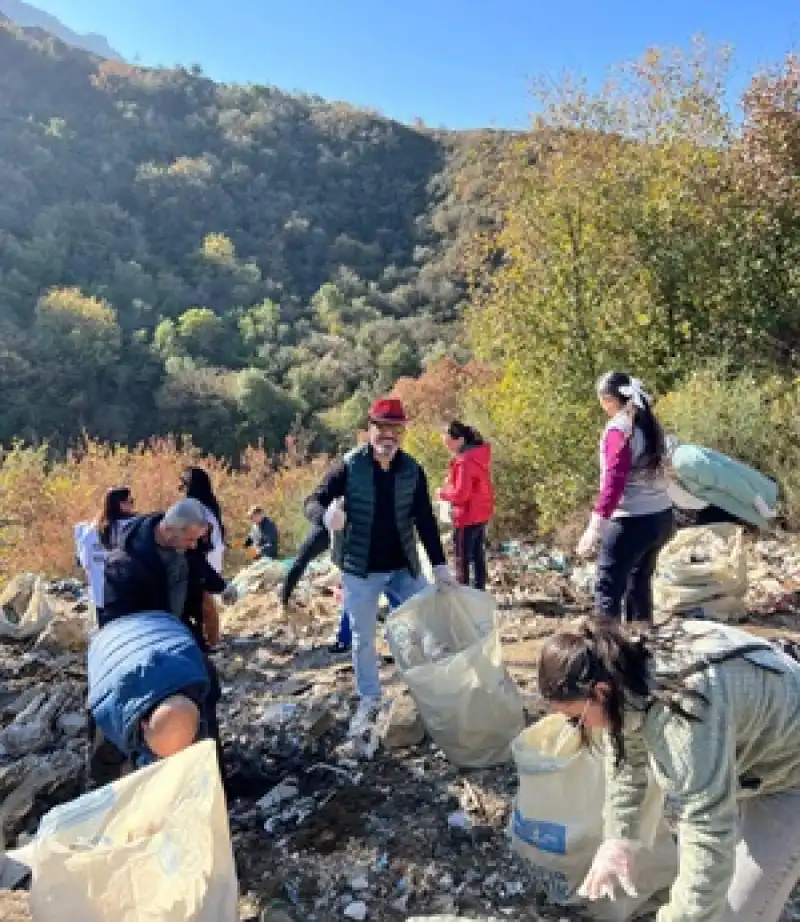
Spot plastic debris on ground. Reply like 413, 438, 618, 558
1, 532, 800, 918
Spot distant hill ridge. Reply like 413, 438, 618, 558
0, 0, 121, 58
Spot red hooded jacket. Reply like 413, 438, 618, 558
439, 442, 495, 528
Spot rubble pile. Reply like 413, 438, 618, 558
1, 534, 800, 920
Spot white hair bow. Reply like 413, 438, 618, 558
618, 378, 651, 409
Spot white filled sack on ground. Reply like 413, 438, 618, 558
24, 740, 237, 922
386, 585, 524, 767
0, 575, 54, 641
510, 714, 677, 922
653, 523, 748, 623
230, 556, 287, 598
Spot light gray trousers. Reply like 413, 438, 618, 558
721, 789, 800, 921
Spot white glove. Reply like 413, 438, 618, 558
753, 494, 777, 520
578, 838, 640, 901
434, 565, 457, 587
323, 497, 346, 533
576, 512, 609, 558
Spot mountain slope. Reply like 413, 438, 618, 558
0, 0, 121, 58
0, 20, 511, 456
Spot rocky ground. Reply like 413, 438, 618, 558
2, 536, 800, 921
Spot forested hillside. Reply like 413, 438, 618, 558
0, 19, 509, 455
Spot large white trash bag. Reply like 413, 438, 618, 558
23, 740, 238, 922
386, 585, 524, 767
653, 523, 748, 623
510, 714, 677, 921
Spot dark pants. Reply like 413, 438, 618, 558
453, 523, 488, 590
595, 508, 675, 623
280, 524, 329, 606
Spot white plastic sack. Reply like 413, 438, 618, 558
230, 556, 286, 598
0, 575, 54, 641
510, 714, 677, 921
654, 523, 748, 623
20, 740, 237, 922
386, 585, 524, 767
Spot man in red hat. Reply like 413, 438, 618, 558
304, 396, 455, 730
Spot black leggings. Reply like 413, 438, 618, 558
453, 523, 488, 590
279, 524, 329, 606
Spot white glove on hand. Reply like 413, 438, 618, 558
576, 512, 609, 558
753, 494, 777, 520
434, 564, 457, 587
578, 838, 640, 901
323, 497, 346, 533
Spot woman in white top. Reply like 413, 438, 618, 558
75, 486, 135, 620
180, 467, 225, 574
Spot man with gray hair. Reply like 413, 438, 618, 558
90, 498, 235, 786
103, 498, 234, 626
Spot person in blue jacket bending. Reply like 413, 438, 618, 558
88, 610, 212, 771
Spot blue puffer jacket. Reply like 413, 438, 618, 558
88, 611, 210, 759
672, 444, 779, 529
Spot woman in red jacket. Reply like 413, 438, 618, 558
438, 421, 495, 589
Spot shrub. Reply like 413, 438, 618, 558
658, 364, 800, 526
0, 436, 329, 583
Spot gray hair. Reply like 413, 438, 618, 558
162, 498, 208, 531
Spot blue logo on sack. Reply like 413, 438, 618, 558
512, 810, 567, 855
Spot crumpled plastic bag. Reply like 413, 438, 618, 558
0, 575, 54, 641
653, 524, 748, 623
510, 714, 677, 920
16, 740, 237, 922
386, 585, 524, 767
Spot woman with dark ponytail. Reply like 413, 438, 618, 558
180, 467, 225, 575
576, 372, 674, 623
75, 486, 135, 623
438, 420, 495, 589
538, 617, 800, 922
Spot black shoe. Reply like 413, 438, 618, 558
328, 641, 351, 654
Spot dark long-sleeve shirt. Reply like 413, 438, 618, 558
304, 451, 446, 572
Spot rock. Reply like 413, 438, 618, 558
349, 875, 369, 891
0, 891, 32, 922
57, 712, 87, 737
34, 612, 87, 653
257, 782, 299, 813
0, 685, 73, 757
343, 900, 367, 920
381, 695, 425, 750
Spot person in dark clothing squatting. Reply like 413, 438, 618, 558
304, 397, 455, 733
245, 505, 279, 559
88, 498, 235, 786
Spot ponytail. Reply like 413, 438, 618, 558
447, 420, 484, 447
539, 618, 708, 767
596, 371, 665, 468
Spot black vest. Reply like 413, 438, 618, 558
332, 445, 421, 578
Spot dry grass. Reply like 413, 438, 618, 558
0, 436, 330, 583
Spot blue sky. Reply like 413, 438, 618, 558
27, 0, 800, 129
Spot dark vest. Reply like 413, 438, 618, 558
332, 446, 421, 578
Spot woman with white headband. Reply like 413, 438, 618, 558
577, 371, 674, 622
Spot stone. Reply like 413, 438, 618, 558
343, 900, 367, 920
57, 711, 87, 737
380, 695, 425, 750
256, 782, 299, 813
349, 875, 369, 891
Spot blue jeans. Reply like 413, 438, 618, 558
341, 570, 428, 699
595, 508, 675, 623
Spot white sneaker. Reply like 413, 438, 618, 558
348, 697, 382, 738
